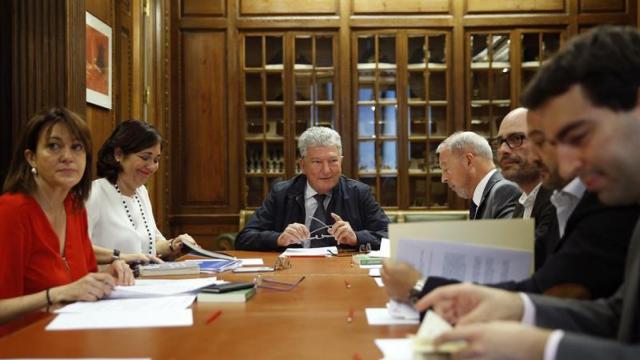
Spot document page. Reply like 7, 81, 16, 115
55, 295, 196, 313
281, 246, 337, 257
108, 278, 222, 299
396, 238, 531, 283
46, 309, 193, 331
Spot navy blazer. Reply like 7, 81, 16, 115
236, 175, 389, 251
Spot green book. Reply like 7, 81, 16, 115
196, 287, 256, 303
352, 254, 383, 266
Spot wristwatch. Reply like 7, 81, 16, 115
111, 248, 121, 263
409, 277, 427, 304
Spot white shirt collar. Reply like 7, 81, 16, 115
553, 177, 586, 202
305, 181, 319, 201
472, 169, 497, 206
518, 182, 542, 207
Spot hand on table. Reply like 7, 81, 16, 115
50, 272, 116, 303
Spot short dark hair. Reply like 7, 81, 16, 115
3, 107, 93, 209
522, 26, 640, 111
97, 119, 163, 184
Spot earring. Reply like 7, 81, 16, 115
31, 167, 37, 176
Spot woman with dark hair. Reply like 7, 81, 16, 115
0, 107, 133, 334
87, 120, 198, 260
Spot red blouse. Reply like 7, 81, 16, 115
0, 192, 97, 336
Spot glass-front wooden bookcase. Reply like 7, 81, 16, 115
241, 32, 338, 208
353, 30, 452, 209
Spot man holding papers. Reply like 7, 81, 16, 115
415, 26, 640, 360
236, 127, 388, 251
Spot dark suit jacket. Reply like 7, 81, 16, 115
420, 191, 639, 300
530, 219, 640, 359
235, 175, 389, 251
512, 186, 559, 270
475, 171, 522, 219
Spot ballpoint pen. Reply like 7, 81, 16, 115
205, 310, 223, 324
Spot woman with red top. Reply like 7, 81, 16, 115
0, 108, 133, 333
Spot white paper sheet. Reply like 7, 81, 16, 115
369, 268, 381, 277
396, 238, 532, 283
417, 310, 452, 339
386, 300, 420, 320
365, 308, 420, 326
240, 258, 264, 266
374, 338, 413, 360
108, 278, 222, 299
55, 295, 196, 313
281, 246, 337, 257
368, 238, 390, 258
46, 309, 193, 330
374, 277, 384, 287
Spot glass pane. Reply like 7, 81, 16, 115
493, 68, 510, 100
428, 105, 447, 137
380, 177, 397, 207
522, 69, 536, 90
295, 106, 311, 136
266, 73, 283, 101
471, 34, 489, 64
358, 71, 375, 101
246, 107, 263, 136
266, 36, 283, 66
492, 104, 511, 134
408, 36, 425, 66
409, 106, 426, 136
245, 73, 262, 101
266, 143, 284, 174
491, 34, 510, 64
542, 33, 561, 60
430, 178, 448, 207
409, 178, 428, 207
428, 142, 441, 172
295, 36, 312, 66
246, 144, 263, 174
429, 72, 446, 101
471, 71, 489, 100
245, 36, 262, 68
381, 141, 397, 172
246, 178, 264, 207
381, 105, 397, 136
358, 141, 376, 173
316, 72, 334, 101
315, 105, 334, 127
295, 73, 312, 101
358, 36, 375, 64
358, 105, 375, 137
522, 33, 540, 64
428, 34, 446, 65
359, 176, 377, 198
408, 72, 425, 100
316, 35, 333, 67
379, 70, 396, 100
409, 142, 426, 173
471, 105, 491, 137
266, 107, 284, 138
379, 35, 396, 65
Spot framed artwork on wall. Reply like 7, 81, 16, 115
85, 11, 112, 109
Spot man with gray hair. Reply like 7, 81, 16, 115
437, 131, 521, 219
236, 127, 388, 251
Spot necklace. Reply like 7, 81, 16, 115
114, 183, 155, 255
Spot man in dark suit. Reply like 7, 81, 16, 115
436, 131, 521, 219
414, 26, 640, 359
236, 127, 388, 251
494, 107, 557, 270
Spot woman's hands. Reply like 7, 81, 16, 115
49, 272, 117, 303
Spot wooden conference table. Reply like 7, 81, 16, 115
0, 251, 419, 359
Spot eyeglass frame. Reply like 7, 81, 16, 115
253, 275, 306, 291
491, 132, 527, 150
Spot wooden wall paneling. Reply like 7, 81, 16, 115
0, 0, 12, 184
352, 0, 451, 14
182, 0, 225, 16
179, 30, 229, 208
451, 0, 467, 210
226, 0, 241, 214
66, 0, 87, 117
339, 0, 353, 176
466, 0, 565, 13
239, 0, 338, 15
579, 0, 625, 12
117, 0, 134, 122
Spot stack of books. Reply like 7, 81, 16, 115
351, 254, 384, 266
197, 284, 256, 303
196, 259, 242, 274
138, 262, 200, 277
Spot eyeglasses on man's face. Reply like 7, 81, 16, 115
491, 133, 526, 150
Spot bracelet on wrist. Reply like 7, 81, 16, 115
111, 248, 121, 263
46, 288, 53, 306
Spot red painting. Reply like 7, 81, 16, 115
86, 24, 109, 95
